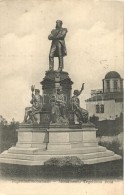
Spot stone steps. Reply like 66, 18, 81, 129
80, 150, 114, 160
8, 146, 106, 155
0, 157, 44, 166
0, 146, 119, 166
0, 154, 121, 166
82, 154, 121, 164
1, 149, 114, 161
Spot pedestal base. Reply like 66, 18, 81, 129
0, 123, 121, 165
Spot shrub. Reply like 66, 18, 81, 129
90, 113, 123, 136
98, 133, 123, 156
44, 156, 84, 167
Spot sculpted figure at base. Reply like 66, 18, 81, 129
24, 86, 43, 123
71, 83, 88, 123
55, 88, 66, 118
50, 88, 67, 123
48, 20, 68, 72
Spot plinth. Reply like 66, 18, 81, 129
0, 122, 121, 165
41, 70, 73, 106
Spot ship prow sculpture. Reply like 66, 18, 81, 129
0, 20, 121, 166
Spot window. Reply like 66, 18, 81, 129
106, 80, 110, 91
96, 104, 104, 113
96, 105, 99, 113
113, 80, 118, 90
120, 80, 123, 92
101, 104, 104, 113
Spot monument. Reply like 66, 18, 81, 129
0, 21, 121, 165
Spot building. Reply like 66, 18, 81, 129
86, 71, 123, 121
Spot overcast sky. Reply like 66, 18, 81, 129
0, 0, 123, 122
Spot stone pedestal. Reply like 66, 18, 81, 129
47, 124, 97, 150
41, 70, 73, 106
0, 123, 121, 165
16, 124, 48, 149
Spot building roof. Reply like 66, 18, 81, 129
105, 71, 121, 79
86, 92, 123, 102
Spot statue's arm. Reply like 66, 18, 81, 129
56, 28, 68, 39
48, 29, 57, 40
59, 95, 65, 103
48, 34, 55, 40
30, 94, 35, 104
78, 83, 85, 96
48, 33, 54, 40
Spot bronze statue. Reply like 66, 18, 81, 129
71, 83, 88, 123
24, 86, 43, 123
50, 88, 66, 123
55, 88, 66, 118
48, 20, 68, 72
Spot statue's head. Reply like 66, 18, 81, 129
56, 20, 63, 28
73, 90, 80, 96
35, 89, 40, 95
57, 88, 63, 94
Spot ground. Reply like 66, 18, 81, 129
0, 159, 123, 182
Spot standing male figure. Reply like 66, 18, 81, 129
48, 20, 68, 71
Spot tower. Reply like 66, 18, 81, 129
103, 71, 123, 93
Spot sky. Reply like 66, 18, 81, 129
0, 0, 123, 122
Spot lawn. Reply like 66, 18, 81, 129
0, 158, 123, 182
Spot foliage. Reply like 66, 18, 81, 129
97, 133, 123, 156
0, 116, 19, 152
44, 156, 84, 167
90, 113, 123, 136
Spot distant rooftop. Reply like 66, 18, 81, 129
105, 71, 121, 79
91, 89, 103, 97
86, 92, 123, 102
